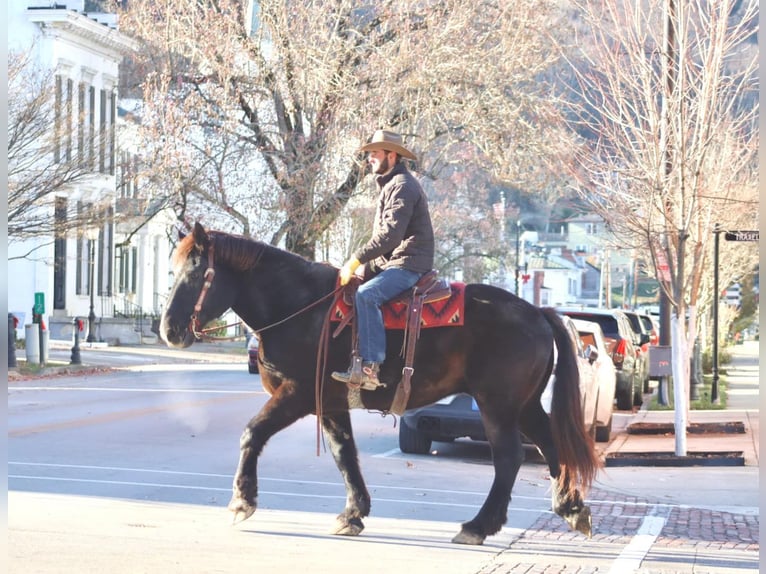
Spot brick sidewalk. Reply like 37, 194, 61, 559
483, 485, 759, 573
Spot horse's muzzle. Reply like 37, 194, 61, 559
159, 315, 195, 348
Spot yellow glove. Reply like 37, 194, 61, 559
339, 257, 361, 285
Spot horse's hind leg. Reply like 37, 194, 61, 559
322, 411, 371, 536
452, 415, 524, 545
228, 385, 311, 523
519, 401, 592, 537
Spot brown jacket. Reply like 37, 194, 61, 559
353, 161, 434, 275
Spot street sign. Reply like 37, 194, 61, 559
724, 230, 759, 242
33, 292, 45, 315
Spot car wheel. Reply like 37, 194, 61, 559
633, 375, 644, 406
595, 414, 612, 443
615, 382, 633, 410
399, 421, 432, 454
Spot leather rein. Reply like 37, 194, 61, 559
189, 239, 343, 341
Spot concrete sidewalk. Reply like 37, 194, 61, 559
603, 339, 759, 466
595, 339, 759, 514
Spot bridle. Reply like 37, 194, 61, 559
189, 242, 219, 340
186, 235, 350, 456
188, 237, 344, 341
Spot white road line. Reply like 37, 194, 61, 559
7, 474, 547, 512
608, 514, 667, 574
373, 447, 402, 458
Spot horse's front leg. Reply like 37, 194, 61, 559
322, 411, 371, 536
228, 384, 310, 523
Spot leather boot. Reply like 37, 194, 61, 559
331, 361, 384, 391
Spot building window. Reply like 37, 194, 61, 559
99, 207, 114, 297
53, 197, 68, 309
116, 245, 138, 295
99, 89, 107, 172
65, 78, 73, 162
77, 82, 85, 163
89, 86, 96, 169
109, 90, 116, 175
54, 75, 62, 163
586, 222, 598, 235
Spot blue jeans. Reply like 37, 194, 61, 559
356, 267, 422, 364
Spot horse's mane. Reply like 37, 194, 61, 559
173, 229, 308, 272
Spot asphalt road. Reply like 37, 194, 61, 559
9, 364, 556, 573
8, 348, 760, 573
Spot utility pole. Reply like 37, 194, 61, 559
659, 0, 676, 351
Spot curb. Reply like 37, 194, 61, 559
604, 450, 745, 467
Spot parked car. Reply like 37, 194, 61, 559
556, 307, 642, 410
247, 333, 259, 374
638, 313, 659, 346
622, 310, 652, 393
571, 318, 617, 442
398, 314, 607, 455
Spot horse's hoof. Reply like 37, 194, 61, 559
575, 506, 592, 538
331, 516, 364, 536
451, 529, 485, 545
228, 498, 256, 524
565, 505, 592, 538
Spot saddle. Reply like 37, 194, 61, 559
334, 270, 452, 415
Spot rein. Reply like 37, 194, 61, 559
189, 238, 343, 340
187, 235, 345, 455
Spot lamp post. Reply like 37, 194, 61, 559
86, 227, 99, 343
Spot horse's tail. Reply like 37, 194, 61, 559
541, 307, 600, 498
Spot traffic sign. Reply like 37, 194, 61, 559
33, 292, 45, 315
724, 230, 759, 242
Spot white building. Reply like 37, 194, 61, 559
8, 1, 174, 345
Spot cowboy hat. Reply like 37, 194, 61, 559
358, 129, 417, 161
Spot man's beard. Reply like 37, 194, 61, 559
373, 156, 390, 175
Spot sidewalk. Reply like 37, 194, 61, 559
596, 339, 759, 513
603, 339, 759, 466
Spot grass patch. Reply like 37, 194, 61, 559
648, 373, 728, 410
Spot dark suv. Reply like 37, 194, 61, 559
556, 307, 642, 410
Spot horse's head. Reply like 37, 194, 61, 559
161, 222, 229, 348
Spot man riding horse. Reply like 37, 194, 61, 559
331, 129, 435, 390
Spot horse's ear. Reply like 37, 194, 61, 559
192, 222, 208, 249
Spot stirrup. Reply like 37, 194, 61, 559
331, 358, 385, 391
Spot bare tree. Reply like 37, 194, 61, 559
8, 46, 113, 248
120, 0, 574, 260
563, 0, 758, 452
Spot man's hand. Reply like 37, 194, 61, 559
339, 257, 361, 285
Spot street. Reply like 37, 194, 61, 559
8, 346, 760, 573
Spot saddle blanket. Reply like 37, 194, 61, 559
331, 282, 465, 330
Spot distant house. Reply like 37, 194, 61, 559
520, 248, 585, 307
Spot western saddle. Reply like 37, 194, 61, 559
333, 270, 451, 415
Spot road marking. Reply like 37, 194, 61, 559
608, 513, 667, 573
373, 448, 402, 458
7, 474, 547, 512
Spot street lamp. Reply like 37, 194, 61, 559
85, 227, 99, 343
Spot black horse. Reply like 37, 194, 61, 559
160, 223, 599, 544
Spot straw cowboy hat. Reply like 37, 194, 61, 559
358, 129, 417, 161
